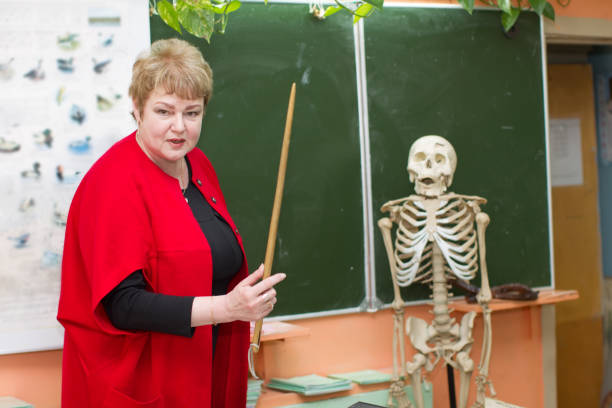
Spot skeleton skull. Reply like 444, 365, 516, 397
407, 135, 457, 197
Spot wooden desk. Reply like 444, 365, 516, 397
254, 290, 579, 408
450, 289, 579, 313
251, 321, 311, 343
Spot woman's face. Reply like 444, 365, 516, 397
133, 87, 204, 166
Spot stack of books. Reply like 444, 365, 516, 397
0, 397, 33, 408
267, 374, 353, 396
328, 369, 393, 385
247, 378, 264, 408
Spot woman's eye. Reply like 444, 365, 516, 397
156, 109, 169, 115
187, 111, 201, 117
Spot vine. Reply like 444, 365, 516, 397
459, 0, 560, 32
150, 0, 570, 42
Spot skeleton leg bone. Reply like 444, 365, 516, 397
456, 350, 474, 408
406, 352, 427, 408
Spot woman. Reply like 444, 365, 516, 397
57, 38, 285, 408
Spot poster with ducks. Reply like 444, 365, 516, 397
0, 0, 149, 354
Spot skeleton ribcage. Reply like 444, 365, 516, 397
393, 197, 479, 286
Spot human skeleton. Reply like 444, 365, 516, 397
378, 136, 495, 408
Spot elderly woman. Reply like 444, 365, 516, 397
57, 38, 285, 407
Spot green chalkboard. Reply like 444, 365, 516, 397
151, 3, 366, 316
365, 8, 551, 303
150, 4, 552, 315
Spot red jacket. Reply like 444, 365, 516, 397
58, 132, 249, 408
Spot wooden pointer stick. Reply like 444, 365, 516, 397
249, 82, 296, 378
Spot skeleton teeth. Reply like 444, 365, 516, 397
421, 178, 434, 185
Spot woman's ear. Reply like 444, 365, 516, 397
132, 99, 141, 123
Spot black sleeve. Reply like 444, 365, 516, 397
102, 271, 196, 337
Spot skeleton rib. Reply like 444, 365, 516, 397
436, 198, 463, 214
437, 206, 468, 224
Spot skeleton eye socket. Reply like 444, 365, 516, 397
414, 152, 426, 162
435, 154, 446, 164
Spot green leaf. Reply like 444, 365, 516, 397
528, 0, 547, 15
458, 0, 475, 15
362, 0, 383, 10
177, 0, 215, 41
157, 0, 182, 34
353, 2, 373, 23
497, 0, 511, 14
501, 7, 520, 32
212, 4, 225, 14
323, 5, 343, 17
212, 0, 240, 14
225, 0, 241, 13
543, 2, 555, 21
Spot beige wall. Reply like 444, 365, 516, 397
0, 351, 61, 407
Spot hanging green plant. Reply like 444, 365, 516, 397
151, 0, 243, 42
151, 0, 569, 42
458, 0, 561, 32
314, 0, 384, 23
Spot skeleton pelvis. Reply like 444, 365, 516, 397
405, 311, 476, 366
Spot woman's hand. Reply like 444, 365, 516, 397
224, 264, 286, 322
191, 264, 286, 327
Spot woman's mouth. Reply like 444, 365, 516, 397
169, 138, 185, 145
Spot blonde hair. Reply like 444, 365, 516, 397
129, 38, 213, 115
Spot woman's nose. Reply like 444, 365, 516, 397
171, 113, 185, 131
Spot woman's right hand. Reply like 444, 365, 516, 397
191, 264, 286, 327
224, 264, 286, 322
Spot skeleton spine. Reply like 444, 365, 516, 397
431, 241, 451, 333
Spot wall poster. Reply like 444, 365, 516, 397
0, 0, 149, 354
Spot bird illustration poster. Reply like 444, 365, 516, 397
0, 0, 149, 354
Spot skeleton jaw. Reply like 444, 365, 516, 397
414, 177, 448, 197
409, 170, 449, 197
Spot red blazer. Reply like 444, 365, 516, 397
58, 132, 249, 408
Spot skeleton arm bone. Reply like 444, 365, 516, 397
379, 218, 405, 308
378, 217, 409, 385
475, 212, 492, 303
474, 211, 495, 403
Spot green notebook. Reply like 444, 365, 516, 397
283, 382, 433, 408
247, 378, 264, 407
0, 397, 34, 408
267, 374, 353, 396
328, 370, 393, 385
